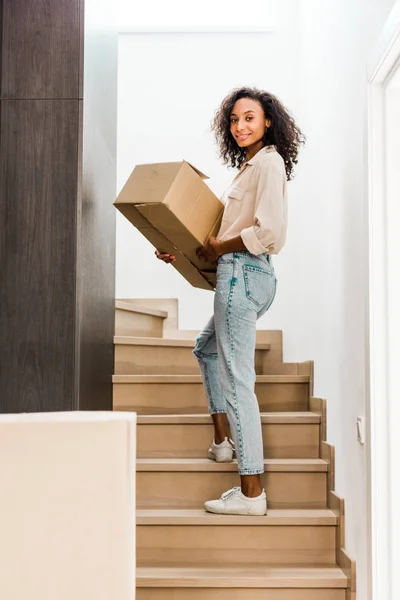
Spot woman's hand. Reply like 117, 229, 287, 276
155, 250, 176, 264
196, 236, 223, 264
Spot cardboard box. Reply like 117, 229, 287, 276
114, 160, 224, 290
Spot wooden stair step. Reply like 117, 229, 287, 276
136, 411, 320, 425
137, 458, 328, 472
114, 336, 272, 375
136, 458, 328, 509
137, 506, 337, 566
114, 374, 309, 383
153, 329, 281, 342
113, 374, 310, 414
136, 566, 348, 593
136, 507, 337, 525
114, 335, 271, 349
138, 588, 346, 599
115, 302, 168, 338
137, 565, 347, 587
137, 412, 321, 459
115, 302, 168, 319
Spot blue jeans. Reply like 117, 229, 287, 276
193, 251, 277, 475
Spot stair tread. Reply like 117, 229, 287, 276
137, 458, 328, 472
115, 301, 168, 318
114, 336, 271, 350
137, 411, 321, 425
113, 374, 310, 384
137, 507, 337, 525
137, 565, 347, 588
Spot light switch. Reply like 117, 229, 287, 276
356, 417, 365, 444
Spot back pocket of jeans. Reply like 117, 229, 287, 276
243, 264, 275, 308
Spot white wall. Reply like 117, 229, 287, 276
116, 2, 395, 598
295, 4, 398, 599
296, 4, 395, 600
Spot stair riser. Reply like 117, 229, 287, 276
137, 471, 327, 509
115, 345, 270, 375
115, 310, 164, 337
137, 525, 336, 567
137, 423, 320, 459
113, 382, 310, 414
137, 589, 346, 599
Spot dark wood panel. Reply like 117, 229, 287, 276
0, 3, 3, 95
0, 100, 79, 412
78, 1, 117, 408
1, 0, 80, 99
79, 0, 84, 99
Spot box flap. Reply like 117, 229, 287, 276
183, 160, 209, 180
163, 163, 223, 240
114, 162, 182, 206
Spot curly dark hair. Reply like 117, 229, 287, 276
212, 86, 305, 181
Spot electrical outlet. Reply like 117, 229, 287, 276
356, 417, 365, 444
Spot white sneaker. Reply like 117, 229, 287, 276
207, 437, 235, 463
204, 486, 267, 516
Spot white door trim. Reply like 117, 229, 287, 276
366, 3, 400, 599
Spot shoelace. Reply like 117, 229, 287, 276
220, 487, 241, 501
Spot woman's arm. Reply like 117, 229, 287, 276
197, 235, 246, 263
240, 160, 286, 255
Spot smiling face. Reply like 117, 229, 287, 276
230, 97, 271, 158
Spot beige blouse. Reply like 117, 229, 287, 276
216, 145, 287, 255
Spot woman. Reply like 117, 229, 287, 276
156, 86, 304, 516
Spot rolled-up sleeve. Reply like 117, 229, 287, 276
240, 161, 286, 255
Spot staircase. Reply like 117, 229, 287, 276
113, 299, 356, 599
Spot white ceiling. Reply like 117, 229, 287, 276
116, 0, 277, 32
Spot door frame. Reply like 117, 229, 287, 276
366, 2, 400, 599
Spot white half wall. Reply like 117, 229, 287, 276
0, 412, 136, 600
